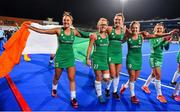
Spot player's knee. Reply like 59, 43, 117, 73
110, 72, 116, 78
96, 74, 102, 81
69, 76, 75, 82
54, 74, 60, 80
155, 75, 161, 80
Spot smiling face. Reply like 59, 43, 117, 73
130, 22, 140, 35
62, 16, 72, 28
154, 24, 164, 34
114, 15, 124, 27
97, 18, 108, 33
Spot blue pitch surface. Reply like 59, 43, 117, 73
0, 41, 180, 111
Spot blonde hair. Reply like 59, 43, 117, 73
97, 18, 109, 26
63, 11, 73, 21
130, 21, 140, 28
115, 13, 125, 21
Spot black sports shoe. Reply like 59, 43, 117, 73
113, 92, 120, 100
170, 82, 177, 86
51, 89, 57, 97
71, 98, 78, 108
98, 95, 106, 103
105, 89, 110, 98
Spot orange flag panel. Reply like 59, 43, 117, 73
0, 22, 31, 78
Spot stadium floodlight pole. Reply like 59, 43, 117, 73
120, 0, 127, 13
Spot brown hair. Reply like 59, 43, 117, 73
130, 21, 140, 28
155, 23, 164, 28
153, 23, 165, 33
115, 13, 125, 21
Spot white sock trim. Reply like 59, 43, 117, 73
144, 74, 155, 87
154, 79, 162, 96
71, 91, 76, 100
172, 70, 180, 83
174, 82, 180, 96
129, 81, 135, 97
95, 80, 102, 97
113, 76, 120, 93
106, 79, 113, 90
52, 84, 58, 90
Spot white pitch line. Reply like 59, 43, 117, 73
122, 50, 179, 59
120, 72, 175, 90
75, 50, 178, 90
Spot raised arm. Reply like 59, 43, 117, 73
145, 33, 170, 39
142, 29, 179, 40
74, 28, 92, 38
86, 33, 96, 66
29, 26, 60, 36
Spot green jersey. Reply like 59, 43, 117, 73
55, 28, 75, 68
149, 38, 164, 68
92, 32, 109, 70
126, 35, 143, 70
108, 28, 125, 64
177, 51, 180, 63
